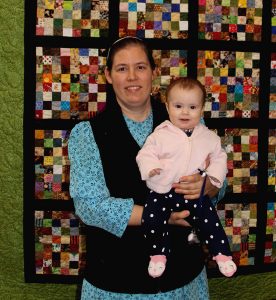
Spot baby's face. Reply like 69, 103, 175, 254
166, 86, 204, 130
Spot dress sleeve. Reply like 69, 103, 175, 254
68, 121, 134, 237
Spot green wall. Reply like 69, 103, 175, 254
0, 1, 275, 299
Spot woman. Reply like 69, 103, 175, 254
68, 36, 225, 299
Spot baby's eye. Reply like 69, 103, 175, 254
175, 104, 182, 109
190, 105, 197, 109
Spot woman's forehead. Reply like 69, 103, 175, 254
113, 45, 148, 63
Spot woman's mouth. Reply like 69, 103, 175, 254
125, 86, 141, 92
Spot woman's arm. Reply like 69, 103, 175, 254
172, 173, 227, 203
68, 121, 134, 237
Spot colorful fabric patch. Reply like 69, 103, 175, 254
270, 54, 276, 118
36, 0, 109, 37
272, 0, 276, 42
119, 0, 189, 39
268, 129, 276, 192
35, 211, 86, 275
218, 128, 258, 193
35, 129, 70, 200
35, 47, 106, 120
198, 0, 263, 41
152, 49, 188, 102
264, 202, 276, 263
206, 203, 257, 268
197, 50, 260, 118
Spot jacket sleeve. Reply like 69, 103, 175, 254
200, 118, 228, 204
68, 121, 134, 237
206, 135, 228, 189
136, 133, 163, 180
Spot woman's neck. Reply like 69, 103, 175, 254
121, 102, 151, 122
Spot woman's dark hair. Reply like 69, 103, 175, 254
166, 77, 207, 106
106, 36, 156, 71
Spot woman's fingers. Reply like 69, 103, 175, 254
168, 210, 191, 227
172, 173, 203, 199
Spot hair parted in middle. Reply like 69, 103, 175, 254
105, 36, 156, 71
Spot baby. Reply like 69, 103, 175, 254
136, 77, 237, 278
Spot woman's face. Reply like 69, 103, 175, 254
105, 45, 155, 111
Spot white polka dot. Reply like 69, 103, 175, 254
162, 248, 165, 252
162, 207, 166, 211
221, 240, 225, 244
144, 234, 146, 238
210, 235, 214, 239
150, 190, 153, 193
145, 204, 147, 207
163, 233, 165, 236
194, 204, 197, 208
167, 232, 169, 235
206, 240, 209, 244
170, 208, 173, 211
218, 252, 222, 255
193, 216, 196, 220
154, 198, 157, 202
176, 203, 180, 207
164, 220, 167, 224
216, 223, 219, 226
185, 200, 188, 203
150, 214, 154, 218
165, 196, 168, 199
151, 230, 155, 234
204, 219, 208, 223
209, 207, 213, 211
153, 245, 156, 248
169, 194, 172, 198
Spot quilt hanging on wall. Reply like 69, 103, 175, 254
24, 0, 276, 283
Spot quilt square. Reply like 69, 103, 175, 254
36, 47, 107, 120
270, 54, 276, 118
35, 211, 86, 275
198, 0, 263, 41
35, 129, 70, 200
264, 202, 276, 263
206, 203, 257, 268
217, 128, 258, 193
36, 0, 109, 37
152, 49, 188, 102
119, 0, 188, 39
272, 0, 276, 42
268, 129, 276, 192
197, 50, 260, 118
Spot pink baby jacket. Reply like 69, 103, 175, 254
136, 120, 227, 194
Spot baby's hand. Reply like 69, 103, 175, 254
149, 168, 162, 177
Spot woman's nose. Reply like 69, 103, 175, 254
127, 68, 137, 81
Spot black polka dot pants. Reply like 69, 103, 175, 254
141, 189, 232, 258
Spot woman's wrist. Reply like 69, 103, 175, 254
205, 176, 219, 198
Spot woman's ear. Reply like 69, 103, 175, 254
104, 68, 112, 84
152, 66, 159, 80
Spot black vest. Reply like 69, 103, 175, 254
85, 98, 205, 294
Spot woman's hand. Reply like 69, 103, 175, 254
168, 210, 191, 227
172, 173, 219, 200
130, 205, 192, 227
